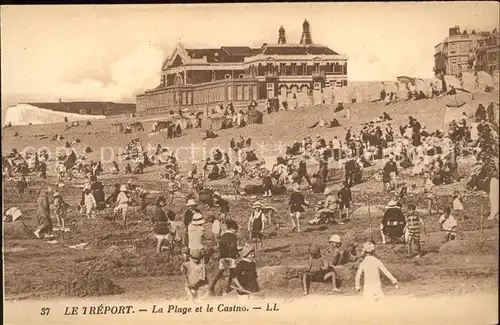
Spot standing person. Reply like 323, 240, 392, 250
355, 242, 399, 301
232, 243, 260, 297
344, 155, 356, 187
34, 188, 53, 239
180, 250, 209, 302
16, 176, 28, 200
40, 161, 47, 179
382, 157, 398, 191
188, 213, 206, 258
152, 196, 169, 254
210, 219, 239, 296
438, 206, 457, 242
337, 182, 352, 224
113, 185, 129, 227
332, 136, 342, 161
53, 192, 70, 230
262, 169, 273, 197
207, 214, 222, 245
424, 177, 438, 216
248, 201, 266, 252
288, 184, 309, 233
183, 199, 198, 248
297, 155, 312, 188
83, 187, 97, 220
404, 204, 426, 258
136, 187, 149, 219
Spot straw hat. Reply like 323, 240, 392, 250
324, 187, 332, 195
292, 184, 301, 192
240, 243, 256, 258
191, 213, 205, 225
252, 201, 263, 209
53, 192, 61, 197
386, 200, 398, 208
362, 242, 375, 253
329, 234, 342, 244
186, 199, 197, 207
120, 185, 128, 192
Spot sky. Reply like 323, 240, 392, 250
1, 2, 499, 108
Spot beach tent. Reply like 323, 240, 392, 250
444, 103, 473, 125
111, 122, 124, 133
209, 115, 227, 130
247, 110, 263, 124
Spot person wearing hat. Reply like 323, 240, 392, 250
232, 243, 259, 297
152, 196, 169, 254
113, 185, 130, 227
180, 248, 209, 302
53, 191, 70, 230
187, 212, 205, 259
288, 184, 309, 233
34, 188, 53, 239
302, 244, 337, 295
183, 199, 199, 248
380, 199, 406, 244
248, 201, 266, 252
355, 242, 398, 301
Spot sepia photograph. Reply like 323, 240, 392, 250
1, 3, 499, 325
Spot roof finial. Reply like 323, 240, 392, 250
278, 25, 286, 44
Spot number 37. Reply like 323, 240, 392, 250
40, 307, 51, 316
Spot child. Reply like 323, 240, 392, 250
167, 210, 182, 253
404, 204, 426, 258
302, 244, 338, 295
452, 191, 465, 221
355, 242, 399, 301
83, 187, 96, 219
113, 185, 129, 227
180, 250, 209, 302
438, 206, 457, 242
424, 177, 438, 216
210, 219, 239, 296
53, 192, 70, 230
288, 184, 309, 233
152, 196, 169, 254
232, 243, 259, 297
248, 201, 266, 252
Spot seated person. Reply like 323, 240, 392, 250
246, 150, 258, 162
133, 162, 144, 174
124, 163, 133, 174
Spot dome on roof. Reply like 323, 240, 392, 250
279, 25, 285, 31
303, 19, 309, 27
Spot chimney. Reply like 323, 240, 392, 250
278, 25, 286, 44
449, 26, 460, 36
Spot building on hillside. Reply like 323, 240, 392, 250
21, 101, 136, 116
434, 26, 499, 76
136, 19, 348, 113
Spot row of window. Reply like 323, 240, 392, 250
247, 62, 346, 76
142, 84, 261, 109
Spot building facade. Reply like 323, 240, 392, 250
434, 26, 499, 76
137, 20, 348, 113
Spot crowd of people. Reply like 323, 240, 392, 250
3, 92, 499, 302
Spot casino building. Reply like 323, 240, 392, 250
136, 20, 348, 113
